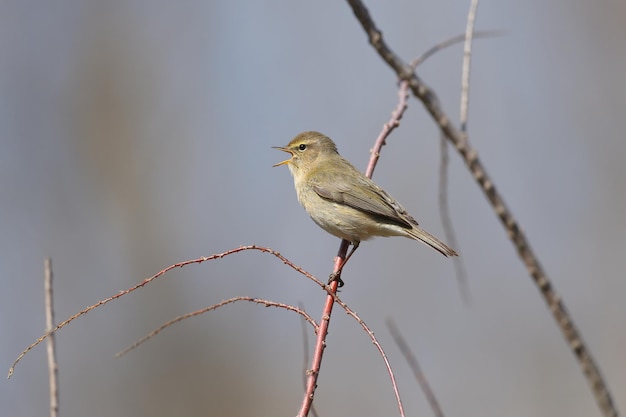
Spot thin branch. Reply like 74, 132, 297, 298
297, 302, 320, 417
413, 28, 505, 304
44, 258, 59, 417
460, 0, 479, 133
298, 267, 342, 417
438, 132, 470, 304
116, 297, 318, 357
9, 245, 323, 378
365, 79, 409, 177
299, 302, 310, 390
410, 30, 503, 69
439, 0, 481, 305
345, 1, 618, 416
386, 318, 445, 417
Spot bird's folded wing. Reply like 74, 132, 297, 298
311, 173, 413, 229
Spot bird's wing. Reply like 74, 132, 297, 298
309, 168, 414, 229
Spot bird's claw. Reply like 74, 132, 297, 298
328, 272, 344, 288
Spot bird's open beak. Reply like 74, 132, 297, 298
272, 146, 293, 167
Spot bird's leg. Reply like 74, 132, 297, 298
328, 241, 360, 287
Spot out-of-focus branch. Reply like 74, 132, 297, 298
438, 130, 470, 303
387, 318, 445, 417
297, 302, 319, 417
460, 0, 479, 133
345, 1, 618, 416
410, 30, 503, 69
439, 0, 481, 304
329, 291, 405, 417
44, 258, 59, 417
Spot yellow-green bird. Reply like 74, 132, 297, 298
273, 131, 458, 260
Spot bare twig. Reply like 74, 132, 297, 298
413, 27, 504, 304
438, 131, 470, 304
410, 30, 503, 69
386, 318, 445, 417
460, 0, 479, 133
116, 297, 317, 357
438, 0, 481, 304
365, 79, 410, 177
412, 26, 502, 305
297, 302, 319, 417
298, 302, 310, 390
44, 258, 59, 417
298, 83, 411, 417
298, 265, 342, 417
9, 245, 322, 378
345, 1, 618, 416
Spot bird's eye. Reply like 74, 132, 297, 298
298, 144, 307, 151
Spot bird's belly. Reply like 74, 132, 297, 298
304, 201, 402, 243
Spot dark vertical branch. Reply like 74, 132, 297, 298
345, 1, 618, 416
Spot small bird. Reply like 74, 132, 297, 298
274, 131, 457, 280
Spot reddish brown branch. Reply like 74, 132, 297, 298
365, 80, 409, 177
298, 84, 411, 417
299, 256, 408, 417
345, 1, 618, 416
116, 297, 318, 357
298, 261, 342, 417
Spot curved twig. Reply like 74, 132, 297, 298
9, 245, 325, 378
410, 30, 503, 69
115, 297, 318, 357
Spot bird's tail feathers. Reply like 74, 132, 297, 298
408, 227, 458, 257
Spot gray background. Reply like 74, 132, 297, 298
2, 1, 625, 416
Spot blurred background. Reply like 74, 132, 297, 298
2, 1, 625, 416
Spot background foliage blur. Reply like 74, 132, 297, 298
2, 1, 625, 416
